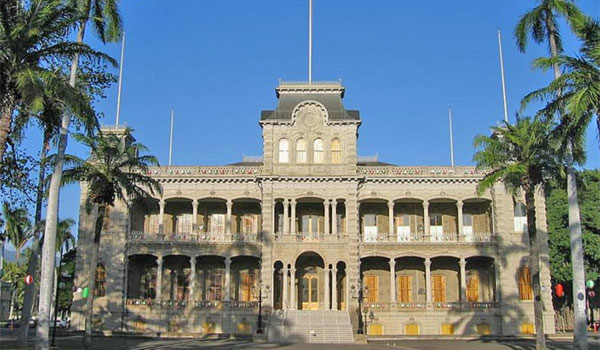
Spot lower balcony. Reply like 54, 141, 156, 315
125, 299, 258, 311
361, 231, 494, 244
127, 231, 260, 243
362, 301, 499, 312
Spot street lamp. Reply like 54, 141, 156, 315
254, 280, 269, 334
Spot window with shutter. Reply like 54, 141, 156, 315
432, 275, 446, 302
364, 275, 379, 302
518, 267, 533, 300
397, 275, 412, 302
467, 273, 479, 302
240, 273, 254, 301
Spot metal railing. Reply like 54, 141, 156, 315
127, 231, 260, 243
362, 301, 498, 311
360, 232, 495, 243
357, 166, 487, 177
126, 299, 258, 310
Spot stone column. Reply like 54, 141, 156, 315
198, 270, 205, 300
332, 268, 338, 310
423, 200, 430, 241
226, 200, 233, 235
389, 258, 396, 302
290, 199, 297, 235
282, 265, 289, 310
192, 199, 198, 232
459, 257, 467, 303
290, 267, 296, 310
156, 256, 163, 301
424, 257, 431, 303
494, 259, 501, 303
159, 200, 165, 234
189, 256, 196, 300
324, 200, 330, 235
331, 200, 338, 236
224, 256, 231, 301
325, 266, 331, 309
283, 199, 289, 235
457, 200, 464, 241
388, 200, 394, 240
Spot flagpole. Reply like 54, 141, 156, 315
449, 108, 455, 167
497, 30, 509, 123
115, 32, 125, 126
168, 109, 174, 166
308, 0, 312, 84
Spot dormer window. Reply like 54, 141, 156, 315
279, 138, 289, 163
313, 138, 324, 163
331, 138, 342, 164
296, 138, 307, 163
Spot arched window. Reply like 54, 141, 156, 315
518, 266, 533, 300
94, 263, 107, 297
296, 138, 307, 163
278, 138, 289, 163
331, 138, 342, 164
313, 138, 324, 163
513, 201, 527, 232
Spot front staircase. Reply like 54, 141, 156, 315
267, 310, 354, 343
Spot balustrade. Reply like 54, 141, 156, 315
362, 301, 498, 312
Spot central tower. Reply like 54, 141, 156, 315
259, 81, 361, 176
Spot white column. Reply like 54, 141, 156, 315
226, 200, 233, 235
388, 200, 394, 239
459, 257, 467, 302
457, 200, 464, 240
331, 200, 338, 236
189, 256, 196, 300
282, 265, 289, 310
325, 266, 331, 309
283, 199, 289, 235
423, 200, 430, 240
192, 199, 198, 232
156, 256, 163, 301
290, 267, 296, 310
425, 257, 431, 303
159, 200, 165, 234
290, 199, 297, 235
332, 267, 338, 310
224, 256, 231, 301
389, 258, 396, 302
324, 200, 330, 235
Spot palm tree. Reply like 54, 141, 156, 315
0, 0, 113, 161
62, 129, 160, 347
515, 3, 589, 348
37, 0, 122, 347
1, 203, 32, 262
474, 117, 560, 350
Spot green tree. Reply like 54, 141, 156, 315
515, 2, 589, 348
62, 129, 160, 347
0, 261, 26, 319
546, 170, 600, 283
474, 117, 560, 350
37, 0, 122, 347
1, 203, 32, 261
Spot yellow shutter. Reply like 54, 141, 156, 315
397, 275, 412, 302
364, 275, 379, 302
432, 275, 446, 302
467, 274, 479, 302
476, 323, 491, 335
520, 323, 535, 335
367, 324, 384, 335
405, 323, 420, 335
519, 267, 533, 300
241, 274, 254, 302
441, 323, 454, 335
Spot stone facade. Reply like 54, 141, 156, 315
71, 82, 555, 337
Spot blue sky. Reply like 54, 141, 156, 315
11, 1, 600, 248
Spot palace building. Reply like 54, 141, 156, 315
71, 81, 555, 342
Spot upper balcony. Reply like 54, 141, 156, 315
357, 165, 486, 178
359, 198, 495, 245
128, 197, 262, 244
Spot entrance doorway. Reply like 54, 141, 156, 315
302, 275, 319, 310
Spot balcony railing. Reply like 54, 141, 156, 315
126, 299, 258, 310
273, 233, 346, 243
362, 301, 498, 311
357, 165, 487, 177
360, 232, 495, 243
127, 231, 260, 243
145, 165, 262, 177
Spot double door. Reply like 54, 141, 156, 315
301, 275, 319, 310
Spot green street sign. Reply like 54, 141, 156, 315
586, 280, 595, 289
82, 287, 89, 298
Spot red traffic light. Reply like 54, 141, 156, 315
555, 283, 564, 298
24, 275, 33, 285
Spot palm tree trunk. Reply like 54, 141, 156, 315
35, 22, 86, 350
82, 204, 105, 349
0, 94, 16, 161
547, 13, 588, 350
17, 134, 49, 347
524, 185, 546, 350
